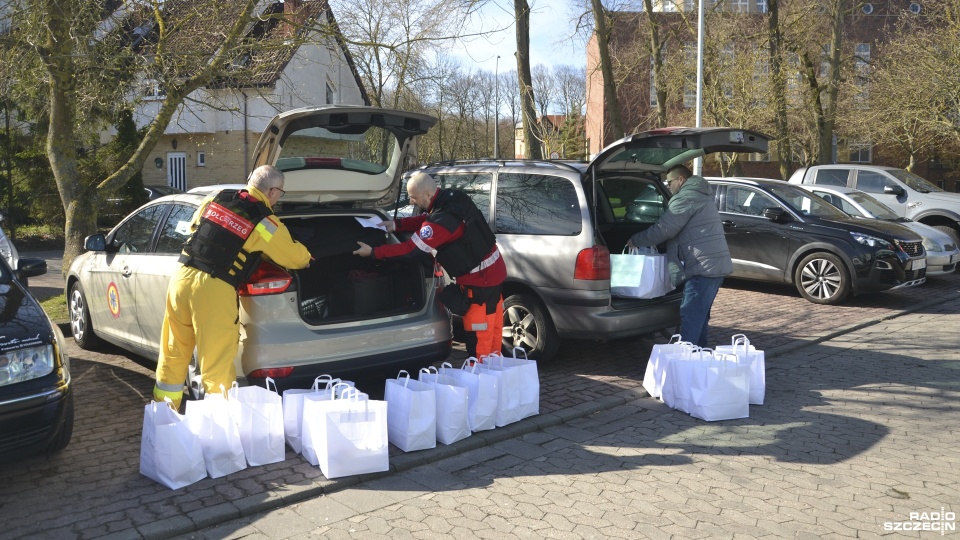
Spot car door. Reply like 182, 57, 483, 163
853, 170, 909, 217
135, 203, 197, 354
718, 185, 792, 281
84, 204, 168, 348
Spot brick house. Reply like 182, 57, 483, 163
119, 0, 368, 192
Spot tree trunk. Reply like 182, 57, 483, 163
593, 0, 625, 137
767, 0, 792, 179
515, 0, 543, 159
819, 0, 845, 164
642, 0, 667, 128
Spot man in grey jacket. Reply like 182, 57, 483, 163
628, 164, 732, 347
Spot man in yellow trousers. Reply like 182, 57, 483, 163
153, 165, 312, 409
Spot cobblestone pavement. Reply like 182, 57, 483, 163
2, 251, 959, 539
178, 301, 960, 540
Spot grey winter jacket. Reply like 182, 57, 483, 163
628, 175, 732, 287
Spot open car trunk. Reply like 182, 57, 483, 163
284, 214, 429, 324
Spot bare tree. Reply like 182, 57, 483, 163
554, 64, 586, 116
531, 63, 554, 117
514, 0, 543, 159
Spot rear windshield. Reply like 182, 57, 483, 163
276, 126, 398, 175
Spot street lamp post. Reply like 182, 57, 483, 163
494, 55, 500, 160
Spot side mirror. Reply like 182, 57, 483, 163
84, 233, 107, 252
883, 185, 905, 196
762, 207, 791, 223
16, 257, 47, 279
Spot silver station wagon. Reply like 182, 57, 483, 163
66, 106, 452, 394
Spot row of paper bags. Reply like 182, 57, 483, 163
384, 350, 539, 452
642, 334, 766, 421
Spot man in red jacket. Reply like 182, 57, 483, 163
354, 172, 506, 359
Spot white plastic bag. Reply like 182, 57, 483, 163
184, 387, 246, 479
439, 359, 498, 432
384, 370, 437, 452
610, 246, 672, 299
418, 367, 471, 445
230, 378, 286, 466
643, 335, 694, 399
140, 399, 207, 490
305, 387, 390, 479
715, 334, 765, 405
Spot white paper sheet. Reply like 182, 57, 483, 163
355, 216, 386, 231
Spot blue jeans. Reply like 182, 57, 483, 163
679, 276, 724, 348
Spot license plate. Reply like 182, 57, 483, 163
911, 258, 926, 270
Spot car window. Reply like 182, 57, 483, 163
276, 126, 397, 175
855, 171, 898, 194
723, 186, 780, 216
812, 191, 862, 216
599, 178, 665, 224
435, 173, 492, 222
156, 204, 197, 254
846, 191, 900, 219
813, 169, 849, 186
889, 169, 943, 193
111, 204, 167, 253
766, 184, 848, 219
495, 173, 581, 235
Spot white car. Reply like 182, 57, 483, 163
0, 224, 18, 272
798, 184, 960, 276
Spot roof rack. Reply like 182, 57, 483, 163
420, 158, 586, 174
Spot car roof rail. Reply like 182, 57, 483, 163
421, 158, 586, 174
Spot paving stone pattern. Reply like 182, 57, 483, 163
1, 254, 958, 539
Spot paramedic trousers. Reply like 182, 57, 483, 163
153, 264, 240, 409
463, 297, 504, 359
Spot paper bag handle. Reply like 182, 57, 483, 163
510, 346, 529, 361
265, 377, 279, 394
310, 374, 336, 391
462, 357, 480, 373
396, 369, 411, 387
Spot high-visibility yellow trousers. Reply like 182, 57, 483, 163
153, 264, 239, 409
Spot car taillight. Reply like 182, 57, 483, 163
574, 245, 611, 280
247, 367, 294, 379
239, 261, 292, 296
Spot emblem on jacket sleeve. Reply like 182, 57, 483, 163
419, 224, 434, 239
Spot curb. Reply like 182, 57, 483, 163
125, 291, 960, 539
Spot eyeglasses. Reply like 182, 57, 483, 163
272, 187, 286, 196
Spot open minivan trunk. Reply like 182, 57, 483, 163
284, 214, 429, 324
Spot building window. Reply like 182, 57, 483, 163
854, 43, 870, 107
746, 151, 770, 162
683, 0, 695, 11
661, 0, 678, 12
756, 0, 768, 13
684, 42, 697, 108
649, 58, 657, 107
325, 82, 334, 105
731, 0, 749, 12
848, 141, 872, 163
197, 152, 206, 167
142, 80, 165, 100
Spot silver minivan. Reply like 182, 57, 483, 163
67, 106, 452, 392
414, 127, 769, 361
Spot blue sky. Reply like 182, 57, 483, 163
450, 1, 588, 74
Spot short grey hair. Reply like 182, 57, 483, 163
668, 164, 693, 180
248, 165, 285, 192
407, 171, 437, 194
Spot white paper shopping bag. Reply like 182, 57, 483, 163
184, 388, 246, 479
439, 359, 498, 432
384, 370, 436, 452
140, 399, 207, 490
476, 353, 522, 426
418, 367, 471, 445
688, 353, 750, 422
282, 375, 354, 453
661, 347, 710, 414
610, 246, 672, 299
643, 334, 693, 399
715, 334, 765, 405
300, 382, 355, 466
307, 388, 390, 479
230, 378, 286, 466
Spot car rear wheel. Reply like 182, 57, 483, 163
795, 252, 850, 305
933, 225, 960, 248
69, 282, 101, 349
502, 293, 560, 361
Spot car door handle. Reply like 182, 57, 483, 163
121, 266, 132, 278
722, 220, 737, 227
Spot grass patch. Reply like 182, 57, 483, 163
40, 293, 69, 325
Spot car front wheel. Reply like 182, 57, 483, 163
502, 293, 560, 361
69, 282, 101, 349
794, 252, 851, 305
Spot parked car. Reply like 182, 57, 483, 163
787, 164, 960, 245
705, 177, 926, 304
67, 105, 451, 394
797, 184, 960, 276
0, 220, 50, 288
0, 223, 19, 276
0, 252, 73, 458
414, 127, 770, 360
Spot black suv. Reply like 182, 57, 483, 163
706, 177, 927, 304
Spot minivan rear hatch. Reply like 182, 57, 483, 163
250, 106, 437, 207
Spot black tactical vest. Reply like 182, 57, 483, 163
429, 189, 497, 277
